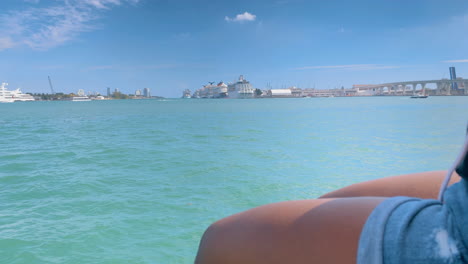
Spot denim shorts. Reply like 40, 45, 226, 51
357, 179, 468, 263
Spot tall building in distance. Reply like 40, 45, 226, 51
449, 67, 459, 90
107, 87, 111, 97
143, 88, 151, 98
135, 89, 142, 96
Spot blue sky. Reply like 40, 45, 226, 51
1, 0, 468, 97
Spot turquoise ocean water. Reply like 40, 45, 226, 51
1, 97, 468, 263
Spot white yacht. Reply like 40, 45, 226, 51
227, 75, 255, 99
71, 96, 92, 102
410, 94, 428, 99
0, 82, 35, 103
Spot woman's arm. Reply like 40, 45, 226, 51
320, 170, 460, 199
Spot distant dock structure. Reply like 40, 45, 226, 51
353, 80, 468, 96
186, 68, 468, 98
352, 67, 467, 96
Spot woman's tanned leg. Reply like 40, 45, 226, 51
195, 171, 461, 263
195, 197, 385, 264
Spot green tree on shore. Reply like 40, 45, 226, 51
255, 88, 263, 97
112, 91, 129, 99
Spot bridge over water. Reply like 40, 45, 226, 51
354, 79, 468, 96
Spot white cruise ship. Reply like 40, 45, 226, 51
215, 82, 228, 98
0, 82, 35, 103
182, 89, 192, 98
194, 81, 228, 98
227, 75, 255, 99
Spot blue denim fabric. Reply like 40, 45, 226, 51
358, 180, 468, 264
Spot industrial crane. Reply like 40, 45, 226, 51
48, 76, 56, 95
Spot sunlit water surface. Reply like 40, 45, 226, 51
1, 97, 468, 263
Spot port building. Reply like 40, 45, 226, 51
267, 89, 292, 97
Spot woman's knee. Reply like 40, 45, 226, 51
195, 198, 385, 264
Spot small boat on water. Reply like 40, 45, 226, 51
410, 94, 428, 99
410, 86, 428, 99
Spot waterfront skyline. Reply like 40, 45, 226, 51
1, 0, 468, 98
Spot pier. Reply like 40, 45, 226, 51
353, 78, 468, 96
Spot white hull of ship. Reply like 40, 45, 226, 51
71, 96, 92, 102
228, 90, 255, 99
0, 83, 35, 102
0, 97, 14, 103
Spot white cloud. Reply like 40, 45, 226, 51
0, 37, 15, 51
0, 0, 139, 51
225, 12, 256, 23
442, 59, 468, 63
295, 64, 400, 71
83, 0, 124, 9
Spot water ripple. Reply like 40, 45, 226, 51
1, 97, 468, 263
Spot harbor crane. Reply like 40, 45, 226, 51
48, 76, 56, 94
